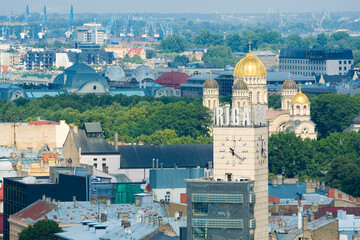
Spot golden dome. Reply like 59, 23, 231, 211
233, 51, 267, 77
282, 73, 297, 89
233, 79, 248, 90
291, 84, 310, 104
203, 72, 219, 88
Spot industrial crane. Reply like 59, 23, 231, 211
0, 15, 11, 42
105, 15, 116, 42
20, 5, 30, 42
120, 15, 130, 37
128, 15, 140, 37
315, 11, 328, 32
38, 5, 47, 40
65, 5, 73, 42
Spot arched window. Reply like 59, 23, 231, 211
257, 92, 260, 103
249, 92, 253, 103
296, 105, 300, 115
303, 106, 307, 115
208, 100, 211, 108
238, 102, 240, 108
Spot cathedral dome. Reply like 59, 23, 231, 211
233, 52, 267, 77
203, 74, 219, 88
282, 74, 297, 89
233, 80, 248, 90
291, 85, 310, 104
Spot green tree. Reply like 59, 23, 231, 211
311, 94, 359, 138
286, 34, 304, 48
269, 132, 315, 178
354, 50, 360, 67
174, 55, 189, 64
160, 34, 188, 53
146, 50, 156, 59
326, 156, 360, 197
202, 45, 238, 68
19, 220, 62, 240
268, 95, 281, 109
225, 33, 242, 52
317, 33, 328, 47
194, 30, 224, 47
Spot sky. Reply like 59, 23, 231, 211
1, 0, 360, 14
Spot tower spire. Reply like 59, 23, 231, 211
248, 41, 252, 53
288, 72, 291, 79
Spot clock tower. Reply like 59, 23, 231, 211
213, 105, 268, 239
212, 48, 269, 239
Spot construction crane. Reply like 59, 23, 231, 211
120, 15, 130, 37
65, 5, 73, 42
315, 11, 328, 32
0, 15, 11, 42
38, 5, 46, 40
128, 15, 140, 37
105, 15, 116, 42
20, 5, 30, 42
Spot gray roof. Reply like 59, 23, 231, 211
118, 144, 213, 169
84, 122, 102, 134
53, 63, 109, 89
131, 66, 155, 82
74, 130, 118, 154
105, 65, 125, 81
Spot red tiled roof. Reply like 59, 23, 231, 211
0, 66, 8, 72
128, 48, 144, 54
29, 121, 60, 125
155, 72, 190, 89
13, 200, 56, 222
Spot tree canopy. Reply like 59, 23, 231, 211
19, 220, 62, 240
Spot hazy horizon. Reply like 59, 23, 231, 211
1, 0, 360, 15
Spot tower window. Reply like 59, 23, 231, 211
257, 92, 260, 103
249, 92, 253, 103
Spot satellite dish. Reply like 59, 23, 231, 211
140, 184, 146, 190
67, 158, 72, 164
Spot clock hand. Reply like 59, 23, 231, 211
233, 151, 246, 160
229, 148, 235, 156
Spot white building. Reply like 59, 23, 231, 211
76, 23, 105, 45
279, 48, 353, 76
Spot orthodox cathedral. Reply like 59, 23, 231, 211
203, 49, 317, 140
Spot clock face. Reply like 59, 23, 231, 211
257, 134, 267, 165
221, 135, 247, 165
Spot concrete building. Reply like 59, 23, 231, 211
186, 178, 256, 240
0, 120, 69, 151
52, 63, 109, 94
149, 168, 204, 203
279, 48, 353, 76
62, 123, 120, 173
116, 144, 213, 182
0, 52, 10, 66
76, 23, 105, 45
252, 50, 278, 70
24, 50, 56, 70
3, 173, 91, 240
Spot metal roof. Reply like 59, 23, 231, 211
84, 122, 102, 134
74, 130, 118, 154
268, 182, 327, 200
118, 144, 213, 169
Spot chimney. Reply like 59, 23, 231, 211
57, 200, 61, 209
298, 206, 303, 230
135, 198, 141, 206
46, 197, 51, 202
309, 211, 315, 222
73, 196, 76, 201
272, 178, 278, 188
277, 174, 283, 185
152, 158, 155, 169
91, 198, 97, 205
106, 198, 111, 207
316, 180, 320, 190
114, 132, 118, 150
305, 177, 309, 183
101, 213, 107, 223
270, 231, 277, 240
74, 200, 78, 208
321, 181, 326, 191
305, 182, 316, 193
302, 215, 307, 230
42, 195, 46, 201
312, 202, 319, 212
95, 226, 107, 238
52, 199, 56, 204
273, 202, 279, 214
158, 216, 163, 227
156, 159, 159, 169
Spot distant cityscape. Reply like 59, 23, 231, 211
0, 4, 360, 240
